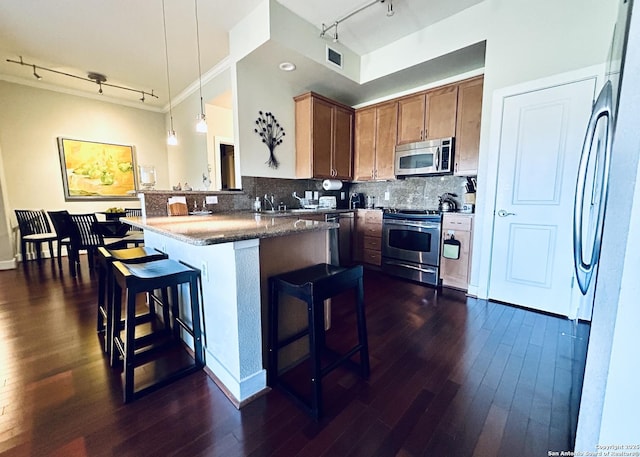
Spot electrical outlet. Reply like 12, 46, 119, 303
206, 196, 218, 204
201, 261, 208, 282
384, 191, 390, 201
340, 191, 345, 200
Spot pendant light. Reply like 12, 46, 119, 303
194, 0, 208, 133
162, 0, 178, 145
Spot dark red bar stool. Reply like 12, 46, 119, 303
268, 263, 370, 420
96, 246, 167, 357
111, 258, 204, 403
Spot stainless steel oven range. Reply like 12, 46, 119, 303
382, 209, 442, 286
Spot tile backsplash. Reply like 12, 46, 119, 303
140, 175, 473, 216
350, 176, 470, 210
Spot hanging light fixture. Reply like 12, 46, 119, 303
194, 0, 208, 133
162, 0, 178, 145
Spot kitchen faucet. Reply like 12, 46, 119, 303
263, 194, 275, 211
292, 191, 305, 208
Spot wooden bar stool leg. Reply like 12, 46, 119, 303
123, 286, 137, 403
111, 282, 123, 367
170, 285, 180, 339
105, 267, 115, 356
97, 262, 107, 332
188, 276, 204, 367
267, 279, 279, 387
355, 275, 370, 378
308, 294, 323, 420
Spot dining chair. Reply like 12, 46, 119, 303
47, 210, 73, 267
67, 213, 126, 277
14, 209, 57, 264
124, 208, 143, 232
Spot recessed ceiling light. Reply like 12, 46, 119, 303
279, 62, 296, 72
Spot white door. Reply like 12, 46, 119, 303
489, 78, 596, 316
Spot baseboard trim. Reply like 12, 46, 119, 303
0, 258, 17, 270
202, 365, 270, 409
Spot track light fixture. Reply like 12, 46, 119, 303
320, 0, 394, 44
162, 0, 178, 146
194, 0, 208, 133
6, 56, 157, 101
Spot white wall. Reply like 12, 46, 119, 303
471, 0, 617, 295
206, 104, 234, 189
0, 81, 167, 261
0, 144, 14, 268
360, 2, 488, 84
166, 68, 234, 189
235, 52, 298, 179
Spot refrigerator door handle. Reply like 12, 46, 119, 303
573, 81, 614, 295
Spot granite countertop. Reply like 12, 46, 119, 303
255, 208, 354, 217
122, 212, 339, 246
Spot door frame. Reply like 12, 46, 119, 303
471, 65, 605, 308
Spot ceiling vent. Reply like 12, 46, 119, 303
326, 46, 343, 69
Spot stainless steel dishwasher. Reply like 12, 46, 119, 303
325, 212, 354, 267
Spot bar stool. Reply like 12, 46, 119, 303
96, 246, 167, 357
268, 263, 370, 420
111, 258, 204, 403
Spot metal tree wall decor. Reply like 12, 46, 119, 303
254, 111, 285, 169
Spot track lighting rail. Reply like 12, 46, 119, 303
6, 56, 158, 102
320, 0, 393, 42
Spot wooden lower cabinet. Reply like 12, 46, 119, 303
354, 209, 382, 266
440, 213, 473, 290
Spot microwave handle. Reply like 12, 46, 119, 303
435, 147, 440, 170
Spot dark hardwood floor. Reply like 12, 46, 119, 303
0, 256, 589, 456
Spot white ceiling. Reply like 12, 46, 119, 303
0, 0, 483, 109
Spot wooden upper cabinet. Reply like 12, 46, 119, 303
396, 85, 458, 144
374, 101, 398, 180
397, 93, 426, 144
311, 97, 334, 178
354, 101, 398, 181
425, 85, 458, 140
332, 105, 354, 180
454, 76, 484, 176
295, 92, 354, 180
354, 107, 376, 181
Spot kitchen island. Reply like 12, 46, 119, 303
123, 212, 338, 406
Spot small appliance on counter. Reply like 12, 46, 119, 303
318, 196, 337, 210
366, 195, 376, 209
461, 203, 475, 214
349, 193, 364, 209
438, 193, 458, 212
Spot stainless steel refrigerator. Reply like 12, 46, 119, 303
574, 0, 640, 448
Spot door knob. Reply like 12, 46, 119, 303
497, 209, 516, 217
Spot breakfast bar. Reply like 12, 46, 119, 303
123, 212, 337, 406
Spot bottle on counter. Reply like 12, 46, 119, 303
253, 197, 262, 212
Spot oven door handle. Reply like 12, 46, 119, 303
384, 220, 440, 230
384, 260, 437, 275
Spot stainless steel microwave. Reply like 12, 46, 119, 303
394, 137, 454, 176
